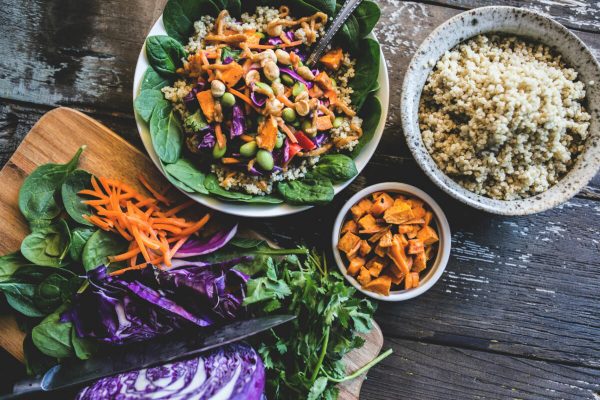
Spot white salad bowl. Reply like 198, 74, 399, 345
401, 6, 600, 215
133, 15, 389, 218
332, 183, 451, 302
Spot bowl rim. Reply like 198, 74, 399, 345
331, 182, 451, 302
133, 15, 390, 218
400, 5, 600, 216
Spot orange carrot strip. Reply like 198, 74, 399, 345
242, 58, 254, 73
228, 88, 260, 112
83, 199, 110, 206
277, 94, 295, 108
175, 214, 211, 237
170, 235, 190, 256
98, 177, 113, 196
136, 197, 158, 208
280, 40, 303, 48
109, 248, 142, 262
164, 200, 196, 217
90, 176, 103, 194
152, 217, 189, 227
109, 263, 148, 277
85, 215, 113, 231
222, 157, 240, 164
131, 225, 151, 263
277, 120, 298, 143
78, 189, 108, 199
214, 124, 226, 149
239, 134, 255, 142
138, 174, 171, 205
154, 224, 183, 234
115, 224, 133, 242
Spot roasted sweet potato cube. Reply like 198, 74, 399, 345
368, 227, 390, 243
417, 226, 439, 245
407, 239, 425, 255
378, 230, 393, 248
358, 214, 377, 231
424, 211, 434, 226
350, 198, 373, 220
383, 202, 414, 224
341, 219, 358, 234
359, 240, 372, 257
363, 275, 392, 296
374, 243, 387, 258
413, 251, 427, 272
398, 225, 413, 234
386, 268, 404, 285
412, 206, 427, 219
347, 257, 365, 276
396, 233, 408, 247
410, 272, 420, 288
425, 245, 434, 260
357, 267, 372, 286
366, 258, 385, 277
406, 226, 419, 239
388, 235, 411, 275
370, 192, 394, 216
338, 232, 360, 255
403, 218, 425, 225
393, 195, 406, 202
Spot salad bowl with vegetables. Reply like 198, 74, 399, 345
134, 0, 388, 217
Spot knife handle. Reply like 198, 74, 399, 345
0, 377, 43, 399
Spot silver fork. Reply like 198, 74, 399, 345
305, 0, 364, 67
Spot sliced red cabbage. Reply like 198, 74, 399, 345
229, 105, 245, 139
183, 87, 200, 110
75, 343, 265, 400
250, 90, 267, 107
175, 225, 238, 258
279, 67, 313, 89
199, 130, 216, 150
313, 133, 328, 147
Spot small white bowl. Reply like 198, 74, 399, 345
401, 6, 600, 215
332, 182, 451, 302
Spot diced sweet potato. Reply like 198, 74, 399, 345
413, 251, 427, 272
417, 226, 439, 245
386, 268, 404, 285
378, 230, 393, 248
220, 62, 244, 87
407, 239, 425, 255
196, 90, 216, 123
338, 231, 360, 255
367, 258, 384, 277
424, 211, 433, 226
410, 272, 420, 288
316, 116, 333, 131
406, 226, 419, 239
359, 240, 372, 257
358, 214, 377, 231
341, 220, 358, 234
350, 198, 373, 220
407, 198, 424, 209
347, 257, 365, 276
370, 192, 394, 216
404, 271, 415, 290
357, 267, 372, 286
374, 243, 387, 258
383, 203, 414, 224
388, 236, 410, 276
319, 48, 343, 70
425, 245, 434, 260
368, 227, 390, 243
363, 275, 392, 296
257, 115, 278, 151
412, 206, 426, 219
308, 85, 324, 98
403, 218, 425, 225
397, 225, 413, 234
396, 233, 408, 247
314, 71, 334, 91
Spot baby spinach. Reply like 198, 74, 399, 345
141, 67, 171, 91
312, 154, 358, 183
303, 0, 336, 16
204, 174, 284, 204
277, 177, 334, 205
225, 0, 242, 17
146, 35, 187, 77
71, 329, 98, 360
355, 0, 380, 37
334, 2, 360, 51
164, 158, 208, 194
164, 0, 220, 44
150, 100, 183, 164
0, 252, 34, 282
23, 334, 56, 376
32, 306, 74, 359
34, 272, 81, 315
350, 38, 380, 110
61, 169, 93, 226
82, 230, 128, 272
134, 89, 165, 123
69, 227, 96, 263
350, 94, 382, 158
18, 147, 84, 227
21, 220, 71, 268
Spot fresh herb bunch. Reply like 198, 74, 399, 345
243, 248, 391, 399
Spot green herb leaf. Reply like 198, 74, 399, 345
69, 227, 96, 263
141, 66, 171, 91
350, 94, 382, 158
32, 306, 74, 359
0, 252, 34, 283
350, 38, 380, 110
163, 0, 220, 44
23, 334, 56, 376
277, 177, 334, 205
312, 154, 358, 183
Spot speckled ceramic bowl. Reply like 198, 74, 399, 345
401, 6, 600, 215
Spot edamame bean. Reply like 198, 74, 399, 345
239, 141, 258, 157
301, 120, 312, 132
256, 149, 274, 171
221, 92, 236, 108
275, 132, 285, 149
282, 107, 296, 122
281, 73, 294, 86
212, 143, 227, 159
333, 116, 344, 128
292, 82, 306, 97
291, 120, 300, 128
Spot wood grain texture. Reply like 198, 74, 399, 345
0, 108, 383, 399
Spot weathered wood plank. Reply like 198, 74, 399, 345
425, 0, 600, 34
359, 337, 600, 400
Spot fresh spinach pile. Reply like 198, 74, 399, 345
135, 0, 382, 205
0, 148, 126, 369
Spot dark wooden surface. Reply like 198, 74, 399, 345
0, 0, 599, 398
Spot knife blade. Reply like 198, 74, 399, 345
8, 314, 295, 398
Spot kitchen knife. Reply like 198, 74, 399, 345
5, 314, 295, 398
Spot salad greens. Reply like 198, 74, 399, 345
81, 230, 128, 272
20, 220, 71, 268
136, 0, 383, 205
61, 169, 93, 226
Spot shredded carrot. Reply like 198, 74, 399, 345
239, 134, 255, 142
228, 87, 260, 112
277, 94, 295, 108
215, 123, 226, 149
277, 120, 298, 143
222, 157, 240, 164
138, 174, 171, 205
164, 200, 196, 217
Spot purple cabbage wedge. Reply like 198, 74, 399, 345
175, 224, 238, 258
313, 133, 328, 148
279, 67, 313, 89
229, 104, 245, 139
76, 343, 265, 400
199, 131, 216, 150
250, 90, 267, 107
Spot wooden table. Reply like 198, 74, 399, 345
1, 1, 599, 398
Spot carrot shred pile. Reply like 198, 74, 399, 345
80, 176, 211, 275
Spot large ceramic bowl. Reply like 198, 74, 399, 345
401, 6, 600, 215
133, 16, 389, 218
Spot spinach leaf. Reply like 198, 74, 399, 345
350, 38, 380, 110
355, 0, 380, 38
150, 100, 183, 164
225, 0, 242, 17
277, 177, 334, 205
23, 334, 56, 376
350, 94, 382, 158
34, 273, 81, 315
164, 158, 208, 194
145, 35, 187, 77
21, 220, 71, 267
69, 226, 96, 263
32, 306, 74, 359
333, 2, 360, 51
61, 169, 93, 226
204, 174, 283, 204
164, 0, 221, 44
82, 230, 128, 272
71, 329, 98, 360
134, 89, 165, 123
312, 154, 358, 183
0, 252, 34, 283
18, 147, 84, 227
141, 66, 171, 91
303, 0, 336, 16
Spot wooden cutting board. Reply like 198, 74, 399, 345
0, 107, 383, 398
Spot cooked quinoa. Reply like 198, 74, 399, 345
419, 34, 590, 200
